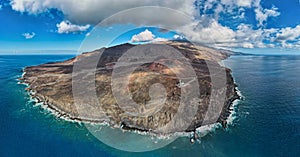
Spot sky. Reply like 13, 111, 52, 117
0, 0, 300, 54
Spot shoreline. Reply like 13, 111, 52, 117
19, 42, 241, 137
19, 72, 241, 138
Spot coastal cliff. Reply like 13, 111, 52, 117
20, 41, 239, 134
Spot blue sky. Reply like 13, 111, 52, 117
0, 0, 300, 54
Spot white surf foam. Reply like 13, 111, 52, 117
227, 87, 243, 126
21, 76, 243, 141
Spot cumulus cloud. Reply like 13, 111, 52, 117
56, 21, 90, 34
179, 19, 236, 45
10, 0, 300, 49
255, 6, 280, 26
130, 29, 169, 43
274, 25, 300, 47
10, 0, 195, 25
275, 25, 300, 42
234, 24, 278, 48
178, 18, 282, 49
22, 32, 36, 39
201, 0, 280, 27
131, 29, 155, 42
181, 0, 286, 48
203, 0, 255, 14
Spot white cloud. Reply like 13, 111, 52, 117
22, 32, 36, 39
203, 0, 216, 12
10, 0, 195, 25
180, 0, 286, 48
235, 8, 246, 19
201, 0, 280, 27
274, 25, 300, 47
255, 6, 280, 26
275, 25, 300, 42
178, 19, 282, 49
234, 24, 277, 48
130, 29, 169, 43
152, 37, 169, 42
236, 0, 252, 7
56, 21, 90, 34
218, 0, 255, 12
131, 29, 155, 42
220, 0, 253, 8
179, 19, 236, 45
11, 0, 300, 49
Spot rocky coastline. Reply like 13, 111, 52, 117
20, 41, 240, 135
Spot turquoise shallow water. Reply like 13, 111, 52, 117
0, 54, 299, 157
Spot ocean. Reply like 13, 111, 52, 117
0, 54, 299, 157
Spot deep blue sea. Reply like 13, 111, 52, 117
0, 54, 299, 157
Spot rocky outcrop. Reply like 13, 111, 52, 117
20, 41, 239, 134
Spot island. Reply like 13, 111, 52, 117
20, 41, 240, 135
